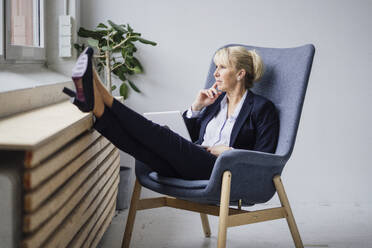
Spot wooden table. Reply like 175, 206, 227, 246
0, 100, 120, 248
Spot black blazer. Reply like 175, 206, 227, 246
183, 90, 279, 153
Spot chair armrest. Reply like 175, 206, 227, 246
204, 150, 287, 204
222, 149, 286, 166
211, 149, 286, 177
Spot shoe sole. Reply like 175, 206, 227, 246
72, 47, 89, 78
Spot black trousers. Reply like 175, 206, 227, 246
93, 98, 216, 180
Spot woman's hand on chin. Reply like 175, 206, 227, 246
206, 145, 232, 157
191, 82, 222, 111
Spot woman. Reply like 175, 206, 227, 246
63, 46, 279, 180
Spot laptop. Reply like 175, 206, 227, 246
143, 111, 192, 141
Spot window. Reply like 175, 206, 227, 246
0, 0, 4, 58
2, 0, 45, 62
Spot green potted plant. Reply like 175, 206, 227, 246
75, 20, 157, 99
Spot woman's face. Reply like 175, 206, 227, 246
214, 63, 239, 92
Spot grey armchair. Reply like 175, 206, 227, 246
121, 44, 315, 248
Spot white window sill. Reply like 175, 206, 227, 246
0, 64, 74, 118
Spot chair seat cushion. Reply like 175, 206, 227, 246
149, 172, 209, 189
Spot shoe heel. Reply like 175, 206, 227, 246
63, 87, 77, 98
63, 87, 89, 112
72, 98, 88, 111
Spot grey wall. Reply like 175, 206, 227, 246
81, 0, 372, 204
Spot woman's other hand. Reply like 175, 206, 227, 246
191, 82, 222, 111
206, 145, 232, 157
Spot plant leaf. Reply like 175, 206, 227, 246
125, 42, 137, 54
115, 67, 127, 81
108, 20, 127, 33
118, 71, 127, 81
132, 57, 143, 72
133, 66, 142, 74
127, 24, 134, 33
73, 43, 86, 55
87, 38, 99, 48
120, 82, 129, 99
113, 31, 124, 43
97, 65, 103, 74
98, 38, 107, 48
128, 80, 141, 93
77, 27, 106, 40
73, 43, 82, 50
118, 64, 131, 74
121, 48, 128, 59
137, 37, 157, 46
111, 85, 117, 91
127, 36, 157, 46
97, 23, 108, 29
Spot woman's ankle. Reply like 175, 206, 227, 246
92, 80, 105, 117
93, 106, 104, 118
106, 96, 114, 108
93, 78, 114, 108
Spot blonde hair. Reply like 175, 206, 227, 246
213, 46, 264, 88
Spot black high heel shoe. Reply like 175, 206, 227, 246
63, 46, 94, 112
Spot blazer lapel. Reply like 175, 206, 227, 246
229, 90, 254, 146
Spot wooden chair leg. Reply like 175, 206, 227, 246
121, 179, 142, 248
273, 176, 304, 248
217, 171, 232, 248
200, 213, 211, 237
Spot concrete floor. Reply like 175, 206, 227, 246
98, 202, 372, 248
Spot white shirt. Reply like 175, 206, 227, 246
186, 91, 248, 147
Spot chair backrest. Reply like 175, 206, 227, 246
204, 44, 315, 159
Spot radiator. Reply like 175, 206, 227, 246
0, 100, 120, 248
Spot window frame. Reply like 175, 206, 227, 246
3, 0, 45, 62
0, 0, 4, 60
